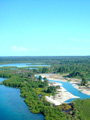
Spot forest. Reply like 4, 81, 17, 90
1, 56, 90, 79
0, 56, 90, 120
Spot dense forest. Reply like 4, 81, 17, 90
0, 56, 90, 79
0, 56, 90, 120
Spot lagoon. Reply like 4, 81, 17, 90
0, 63, 50, 68
0, 78, 44, 120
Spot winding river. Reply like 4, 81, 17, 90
36, 75, 90, 103
48, 80, 90, 103
1, 63, 90, 119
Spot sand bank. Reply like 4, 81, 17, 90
36, 73, 90, 95
45, 82, 79, 105
35, 74, 80, 105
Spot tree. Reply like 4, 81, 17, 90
81, 77, 88, 86
44, 79, 48, 87
38, 75, 42, 81
46, 86, 56, 94
42, 67, 49, 73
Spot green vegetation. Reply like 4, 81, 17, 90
71, 99, 90, 120
81, 77, 88, 86
0, 70, 71, 120
68, 71, 88, 86
1, 56, 90, 79
46, 86, 59, 95
1, 56, 90, 119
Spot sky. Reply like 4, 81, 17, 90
0, 0, 90, 56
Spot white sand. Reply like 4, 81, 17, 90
35, 74, 80, 105
45, 82, 79, 105
71, 82, 90, 95
36, 73, 90, 95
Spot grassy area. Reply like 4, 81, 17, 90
35, 88, 51, 96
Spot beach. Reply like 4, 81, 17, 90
35, 73, 84, 105
36, 73, 90, 95
45, 82, 79, 105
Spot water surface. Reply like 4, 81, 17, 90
48, 80, 90, 103
0, 63, 50, 68
0, 78, 44, 120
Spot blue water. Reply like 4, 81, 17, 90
26, 68, 38, 70
0, 78, 44, 120
10, 68, 38, 70
0, 63, 50, 68
48, 80, 90, 103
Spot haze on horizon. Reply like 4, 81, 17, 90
0, 0, 90, 56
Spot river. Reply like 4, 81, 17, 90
0, 78, 44, 120
1, 63, 90, 119
48, 80, 90, 103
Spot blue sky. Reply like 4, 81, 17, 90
0, 0, 90, 56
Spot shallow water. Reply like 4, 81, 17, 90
48, 80, 90, 103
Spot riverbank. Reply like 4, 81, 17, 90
35, 73, 80, 105
0, 78, 44, 120
46, 82, 79, 105
36, 73, 90, 95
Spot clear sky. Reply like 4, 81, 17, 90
0, 0, 90, 56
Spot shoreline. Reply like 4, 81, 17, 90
71, 82, 90, 95
45, 82, 79, 105
35, 73, 81, 105
36, 73, 90, 95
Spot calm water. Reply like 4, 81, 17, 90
0, 78, 44, 120
48, 80, 90, 103
0, 63, 50, 68
1, 61, 89, 119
